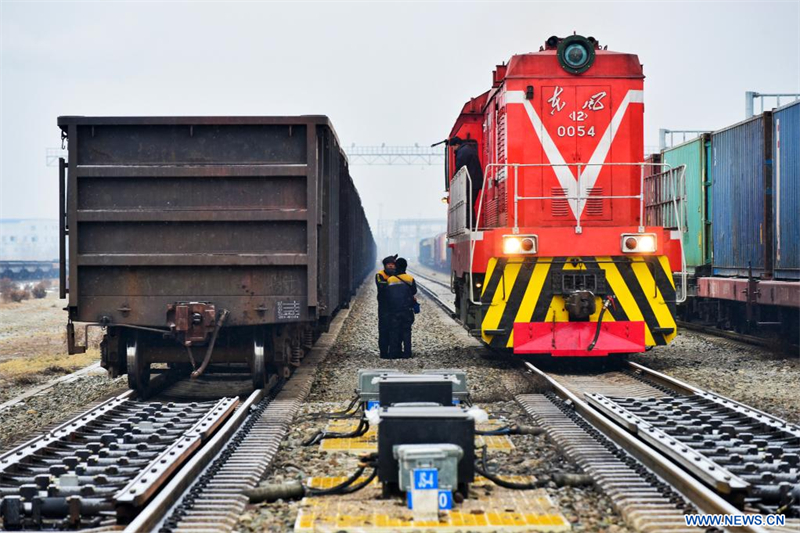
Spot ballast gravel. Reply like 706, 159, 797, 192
0, 375, 125, 450
238, 280, 634, 532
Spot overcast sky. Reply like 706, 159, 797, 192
1, 1, 798, 233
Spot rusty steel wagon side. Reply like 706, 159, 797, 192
57, 116, 375, 394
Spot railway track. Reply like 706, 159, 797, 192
522, 362, 800, 532
0, 296, 354, 532
677, 320, 799, 354
412, 273, 800, 531
408, 267, 455, 315
0, 389, 238, 529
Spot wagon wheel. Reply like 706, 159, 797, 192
252, 338, 267, 389
126, 339, 150, 394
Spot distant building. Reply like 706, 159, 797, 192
0, 219, 59, 261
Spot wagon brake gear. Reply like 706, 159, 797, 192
190, 309, 229, 380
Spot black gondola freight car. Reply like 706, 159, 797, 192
57, 116, 375, 394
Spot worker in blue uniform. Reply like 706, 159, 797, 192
387, 257, 417, 358
376, 255, 398, 358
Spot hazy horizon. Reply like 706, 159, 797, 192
2, 1, 798, 234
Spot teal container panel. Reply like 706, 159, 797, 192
663, 137, 710, 270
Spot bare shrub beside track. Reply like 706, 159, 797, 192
31, 280, 50, 299
0, 278, 31, 303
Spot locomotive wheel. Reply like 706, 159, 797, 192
126, 340, 150, 394
252, 338, 267, 389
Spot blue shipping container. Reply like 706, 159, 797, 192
711, 113, 772, 277
773, 100, 800, 280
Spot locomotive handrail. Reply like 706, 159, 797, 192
464, 161, 687, 307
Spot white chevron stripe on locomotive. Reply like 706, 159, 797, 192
505, 89, 644, 219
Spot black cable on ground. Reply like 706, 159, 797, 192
245, 454, 379, 503
298, 395, 362, 421
305, 465, 367, 496
475, 423, 545, 436
305, 453, 378, 496
302, 417, 370, 447
337, 465, 379, 495
476, 445, 593, 490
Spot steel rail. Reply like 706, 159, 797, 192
676, 320, 797, 353
524, 361, 770, 533
122, 381, 272, 532
0, 390, 133, 465
626, 360, 800, 432
408, 269, 456, 315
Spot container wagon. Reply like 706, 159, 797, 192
57, 116, 375, 394
646, 110, 799, 343
697, 111, 797, 338
418, 232, 450, 273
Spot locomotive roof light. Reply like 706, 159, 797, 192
503, 235, 538, 255
621, 233, 657, 254
557, 35, 596, 74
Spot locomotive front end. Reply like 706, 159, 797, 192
447, 35, 684, 357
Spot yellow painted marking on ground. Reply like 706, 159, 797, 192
319, 420, 515, 453
307, 476, 379, 489
307, 475, 538, 489
294, 483, 569, 532
476, 434, 515, 451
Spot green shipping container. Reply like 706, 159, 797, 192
662, 135, 711, 271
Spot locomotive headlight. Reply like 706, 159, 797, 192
503, 235, 537, 255
638, 235, 656, 252
564, 43, 589, 67
621, 233, 657, 253
503, 237, 522, 254
557, 35, 596, 74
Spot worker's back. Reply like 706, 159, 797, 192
385, 273, 416, 312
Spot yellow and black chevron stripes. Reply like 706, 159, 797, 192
480, 256, 677, 350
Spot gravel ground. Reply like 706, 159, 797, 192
631, 332, 800, 423
238, 281, 633, 532
0, 374, 126, 450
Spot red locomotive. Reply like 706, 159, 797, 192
445, 35, 684, 357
